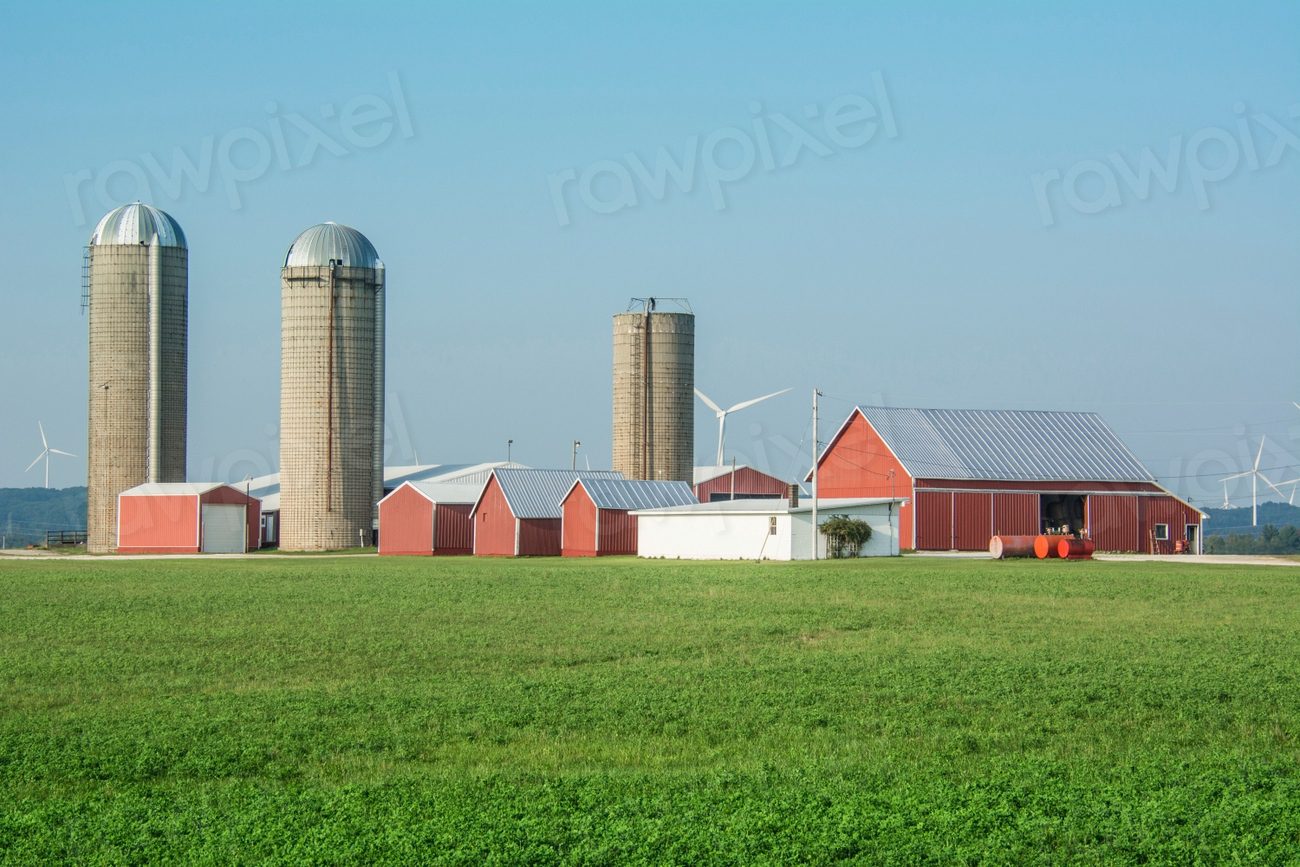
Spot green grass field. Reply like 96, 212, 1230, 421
1, 556, 1298, 864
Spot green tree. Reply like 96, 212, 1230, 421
819, 515, 874, 558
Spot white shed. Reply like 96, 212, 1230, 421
632, 497, 906, 560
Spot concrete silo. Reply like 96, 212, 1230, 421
85, 203, 188, 553
279, 222, 385, 550
612, 298, 694, 482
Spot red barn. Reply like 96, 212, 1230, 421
561, 478, 698, 557
472, 468, 623, 557
117, 483, 261, 554
693, 465, 793, 502
377, 482, 483, 556
811, 406, 1204, 553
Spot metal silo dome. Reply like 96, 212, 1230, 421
89, 202, 187, 248
283, 222, 382, 269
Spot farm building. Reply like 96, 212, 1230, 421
472, 468, 623, 557
560, 478, 698, 557
246, 461, 523, 548
634, 497, 904, 560
117, 483, 261, 554
377, 482, 483, 556
693, 464, 793, 502
811, 406, 1205, 553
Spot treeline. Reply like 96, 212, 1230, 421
1204, 502, 1300, 537
0, 487, 87, 547
1205, 524, 1300, 555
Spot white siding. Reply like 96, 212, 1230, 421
638, 503, 900, 560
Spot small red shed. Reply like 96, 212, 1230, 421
561, 478, 698, 557
117, 483, 261, 554
472, 468, 623, 557
693, 465, 793, 502
377, 481, 482, 556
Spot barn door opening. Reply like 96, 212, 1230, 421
1040, 494, 1085, 536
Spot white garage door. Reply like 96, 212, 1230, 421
201, 504, 246, 553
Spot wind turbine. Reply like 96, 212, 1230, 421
25, 422, 76, 489
1220, 438, 1288, 526
695, 387, 791, 466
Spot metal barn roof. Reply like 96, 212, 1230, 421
90, 203, 186, 249
391, 481, 485, 505
693, 465, 765, 485
120, 482, 229, 497
633, 497, 905, 516
283, 221, 383, 269
248, 462, 523, 512
853, 406, 1155, 482
491, 468, 624, 519
571, 478, 697, 511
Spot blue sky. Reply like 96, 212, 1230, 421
1, 1, 1296, 506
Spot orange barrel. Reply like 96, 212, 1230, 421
989, 535, 1038, 559
1057, 538, 1096, 560
1034, 535, 1065, 559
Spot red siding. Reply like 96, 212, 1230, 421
562, 485, 598, 557
434, 503, 473, 556
953, 492, 993, 551
118, 494, 199, 553
597, 509, 638, 556
1088, 495, 1140, 552
993, 493, 1039, 536
695, 467, 789, 502
816, 410, 916, 549
915, 491, 953, 550
518, 518, 561, 556
379, 486, 434, 556
1139, 496, 1203, 554
473, 475, 518, 556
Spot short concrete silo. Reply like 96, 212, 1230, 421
612, 298, 694, 482
85, 203, 188, 553
279, 222, 385, 550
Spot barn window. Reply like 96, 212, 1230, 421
769, 516, 777, 535
1154, 523, 1169, 541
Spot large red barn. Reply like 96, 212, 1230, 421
693, 465, 792, 502
472, 468, 622, 557
811, 407, 1204, 553
117, 483, 261, 554
561, 478, 697, 557
377, 482, 482, 556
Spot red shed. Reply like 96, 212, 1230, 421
377, 481, 483, 556
811, 406, 1204, 553
117, 483, 261, 554
472, 468, 623, 557
693, 465, 793, 502
561, 478, 697, 557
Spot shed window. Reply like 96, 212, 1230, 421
1154, 523, 1169, 541
769, 516, 777, 535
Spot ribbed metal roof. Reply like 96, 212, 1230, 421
120, 482, 226, 497
572, 478, 697, 511
283, 221, 382, 269
401, 482, 485, 504
854, 406, 1155, 482
89, 203, 186, 248
492, 468, 624, 519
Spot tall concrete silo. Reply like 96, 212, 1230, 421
85, 203, 188, 553
279, 222, 385, 550
612, 298, 694, 482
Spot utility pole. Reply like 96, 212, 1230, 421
572, 440, 581, 471
811, 388, 821, 560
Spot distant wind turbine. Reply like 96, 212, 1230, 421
1220, 437, 1289, 527
24, 422, 76, 489
695, 387, 791, 466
